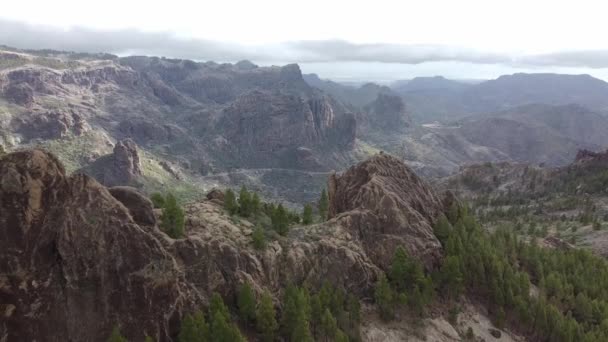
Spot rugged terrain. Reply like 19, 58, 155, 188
4, 47, 608, 199
438, 148, 608, 256
4, 149, 516, 341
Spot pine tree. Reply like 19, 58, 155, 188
252, 226, 266, 250
107, 326, 128, 342
320, 309, 338, 341
179, 311, 209, 342
291, 311, 314, 342
374, 274, 394, 321
334, 329, 349, 342
272, 204, 290, 235
433, 214, 452, 244
440, 255, 464, 299
224, 189, 238, 215
210, 293, 230, 321
210, 309, 244, 342
388, 246, 410, 293
302, 204, 313, 225
251, 192, 261, 216
239, 186, 252, 217
237, 282, 257, 325
318, 189, 329, 221
256, 292, 278, 342
160, 193, 185, 238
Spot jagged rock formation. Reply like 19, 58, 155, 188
83, 139, 143, 186
328, 153, 444, 267
0, 150, 201, 342
0, 149, 450, 341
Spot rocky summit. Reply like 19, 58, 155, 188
0, 149, 452, 341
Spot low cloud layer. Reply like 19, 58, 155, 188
2, 18, 608, 69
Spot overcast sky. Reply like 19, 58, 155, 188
3, 0, 608, 82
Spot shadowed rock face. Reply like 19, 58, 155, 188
328, 153, 444, 268
0, 150, 200, 342
362, 93, 412, 133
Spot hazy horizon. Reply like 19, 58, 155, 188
4, 0, 608, 81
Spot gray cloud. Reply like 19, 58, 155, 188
517, 51, 608, 69
2, 18, 608, 69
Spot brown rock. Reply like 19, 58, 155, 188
112, 138, 142, 181
0, 150, 201, 342
108, 186, 156, 226
328, 153, 444, 268
206, 188, 225, 202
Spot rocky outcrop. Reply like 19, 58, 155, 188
83, 139, 143, 186
112, 139, 142, 181
108, 186, 157, 226
0, 150, 200, 342
118, 119, 185, 145
13, 109, 90, 140
217, 90, 356, 168
362, 93, 412, 133
328, 153, 444, 267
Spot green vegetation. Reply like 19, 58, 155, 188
302, 204, 313, 225
271, 204, 290, 235
251, 226, 266, 250
318, 189, 329, 221
237, 282, 256, 325
222, 187, 303, 245
107, 326, 128, 342
159, 193, 185, 239
256, 292, 278, 342
440, 204, 608, 341
205, 293, 246, 342
179, 311, 209, 342
224, 189, 238, 215
150, 192, 165, 208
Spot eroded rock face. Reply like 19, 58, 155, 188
328, 153, 444, 268
13, 110, 90, 140
362, 93, 412, 133
0, 150, 200, 342
217, 90, 356, 168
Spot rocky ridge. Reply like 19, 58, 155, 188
0, 149, 451, 341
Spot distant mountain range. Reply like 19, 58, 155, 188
306, 72, 608, 123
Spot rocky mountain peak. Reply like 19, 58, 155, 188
328, 153, 444, 267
